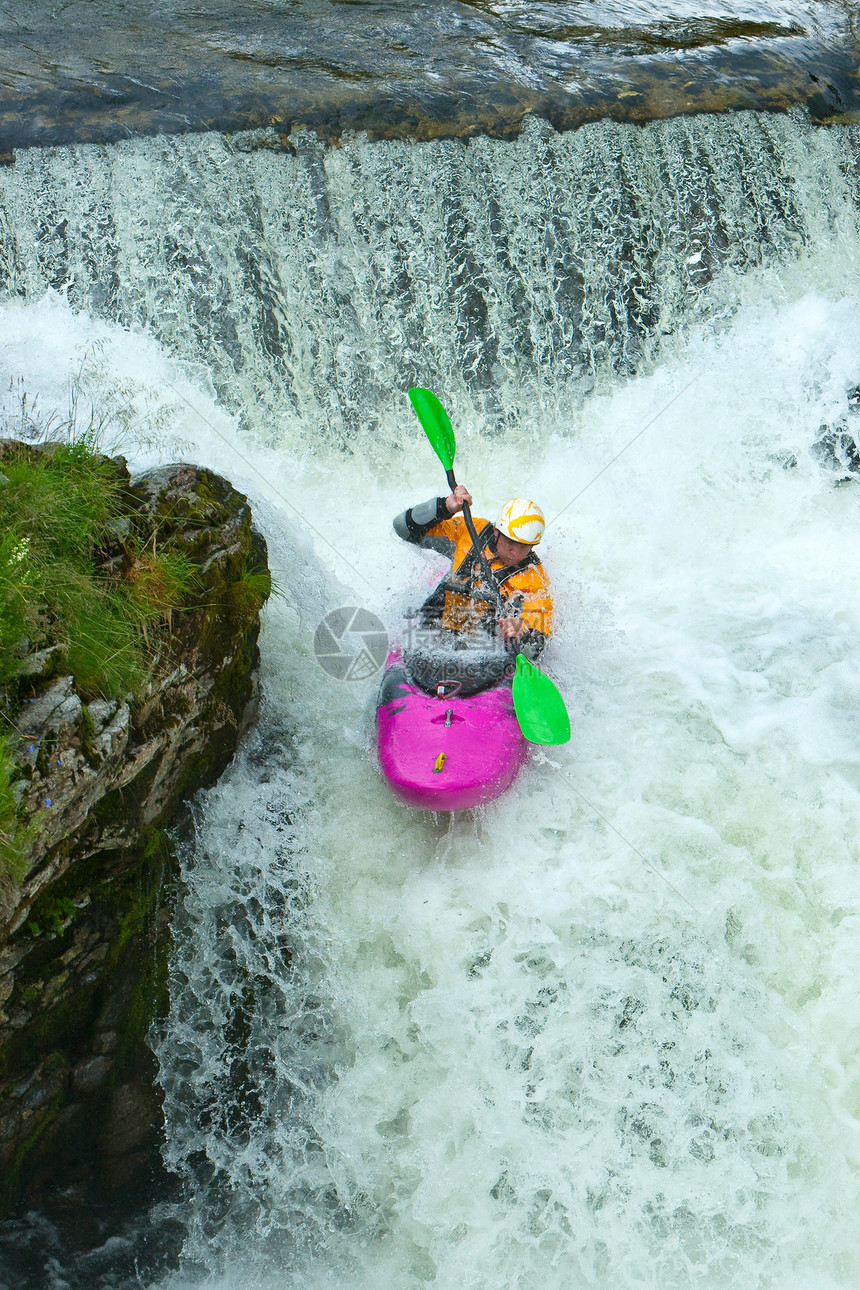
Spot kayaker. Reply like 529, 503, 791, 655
394, 486, 553, 661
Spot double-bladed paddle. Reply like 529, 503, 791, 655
407, 387, 570, 746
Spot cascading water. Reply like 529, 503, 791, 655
1, 108, 860, 1288
3, 111, 859, 442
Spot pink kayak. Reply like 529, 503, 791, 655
377, 651, 527, 811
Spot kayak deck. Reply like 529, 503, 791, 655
377, 656, 527, 811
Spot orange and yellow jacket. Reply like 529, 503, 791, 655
394, 496, 553, 658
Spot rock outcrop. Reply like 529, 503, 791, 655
0, 453, 269, 1212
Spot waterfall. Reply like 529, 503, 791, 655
1, 108, 859, 1288
1, 112, 859, 447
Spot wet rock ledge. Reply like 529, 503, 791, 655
0, 448, 269, 1214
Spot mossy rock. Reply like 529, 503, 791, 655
0, 456, 272, 1215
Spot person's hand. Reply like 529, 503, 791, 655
445, 484, 473, 514
498, 616, 525, 643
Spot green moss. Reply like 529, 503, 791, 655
227, 556, 273, 627
140, 828, 170, 864
114, 940, 171, 1071
79, 701, 100, 765
2, 1062, 74, 1206
1, 825, 177, 1095
0, 736, 27, 879
123, 542, 199, 627
24, 896, 76, 939
12, 1089, 64, 1175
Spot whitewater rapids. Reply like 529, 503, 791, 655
0, 109, 859, 1288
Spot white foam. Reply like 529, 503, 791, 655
2, 114, 859, 1290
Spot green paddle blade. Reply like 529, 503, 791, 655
512, 653, 571, 745
408, 387, 456, 471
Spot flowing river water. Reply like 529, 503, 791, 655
1, 51, 860, 1290
2, 0, 860, 147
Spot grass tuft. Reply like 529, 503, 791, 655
0, 439, 198, 701
0, 440, 132, 686
124, 542, 198, 620
0, 737, 27, 880
0, 433, 205, 876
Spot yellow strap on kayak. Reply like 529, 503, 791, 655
433, 752, 446, 773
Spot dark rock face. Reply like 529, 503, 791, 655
0, 458, 269, 1213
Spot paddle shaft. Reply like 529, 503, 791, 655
445, 467, 525, 658
444, 471, 569, 746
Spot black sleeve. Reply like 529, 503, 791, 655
393, 496, 450, 544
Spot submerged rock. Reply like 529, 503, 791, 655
0, 451, 270, 1214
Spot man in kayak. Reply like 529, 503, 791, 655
394, 485, 553, 661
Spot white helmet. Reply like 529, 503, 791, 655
496, 498, 546, 546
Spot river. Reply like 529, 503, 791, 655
1, 9, 860, 1290
1, 0, 860, 147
